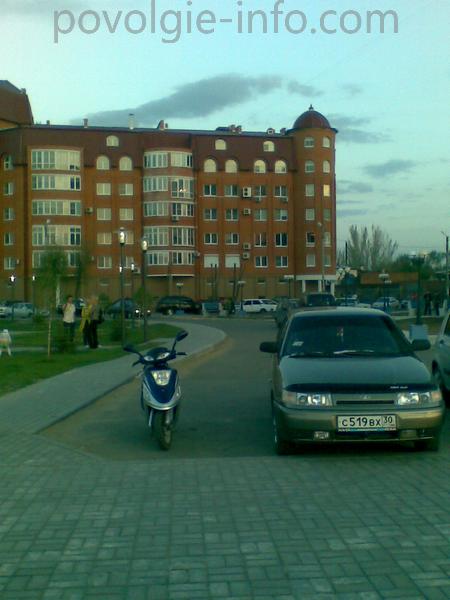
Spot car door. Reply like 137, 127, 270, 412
436, 312, 450, 389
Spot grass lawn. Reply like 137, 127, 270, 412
0, 321, 181, 397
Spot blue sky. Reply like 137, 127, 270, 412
2, 0, 449, 253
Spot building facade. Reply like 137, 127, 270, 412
0, 82, 338, 303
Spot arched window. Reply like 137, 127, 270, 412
215, 139, 227, 150
225, 159, 238, 173
323, 160, 331, 174
106, 135, 119, 147
304, 137, 314, 148
322, 136, 331, 148
204, 159, 217, 173
274, 160, 287, 174
119, 156, 133, 171
96, 156, 110, 170
305, 160, 315, 173
254, 160, 266, 174
263, 141, 275, 152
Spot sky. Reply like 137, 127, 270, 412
2, 0, 449, 254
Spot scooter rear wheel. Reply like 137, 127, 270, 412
153, 411, 172, 450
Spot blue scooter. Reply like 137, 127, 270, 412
124, 330, 188, 450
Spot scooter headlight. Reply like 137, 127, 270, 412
151, 370, 171, 386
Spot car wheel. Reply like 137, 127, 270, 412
433, 365, 450, 405
272, 413, 291, 455
414, 436, 441, 452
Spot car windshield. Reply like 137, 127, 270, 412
282, 314, 411, 358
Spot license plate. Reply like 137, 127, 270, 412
337, 414, 396, 432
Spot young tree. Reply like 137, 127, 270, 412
342, 225, 398, 271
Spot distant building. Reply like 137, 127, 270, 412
0, 82, 338, 302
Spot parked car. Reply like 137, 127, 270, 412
432, 309, 450, 404
372, 297, 400, 311
241, 299, 278, 313
155, 295, 202, 316
106, 298, 150, 319
305, 293, 337, 307
10, 302, 35, 318
260, 307, 444, 454
0, 301, 14, 318
202, 300, 221, 314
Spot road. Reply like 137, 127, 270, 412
43, 317, 449, 460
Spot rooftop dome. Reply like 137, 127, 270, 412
292, 105, 332, 130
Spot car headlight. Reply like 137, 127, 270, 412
151, 370, 171, 386
282, 390, 333, 408
396, 390, 442, 406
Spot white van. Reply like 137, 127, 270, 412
241, 299, 278, 313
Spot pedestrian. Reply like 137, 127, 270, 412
62, 295, 76, 341
433, 293, 441, 317
423, 291, 432, 316
87, 296, 102, 349
0, 329, 12, 357
79, 303, 91, 347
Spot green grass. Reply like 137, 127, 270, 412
0, 322, 181, 397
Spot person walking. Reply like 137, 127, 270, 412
88, 296, 101, 349
433, 293, 441, 317
423, 291, 432, 316
0, 329, 12, 357
62, 295, 76, 341
79, 302, 91, 347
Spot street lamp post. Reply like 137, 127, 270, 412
118, 227, 126, 346
9, 274, 16, 320
31, 275, 36, 314
130, 262, 136, 328
141, 238, 148, 342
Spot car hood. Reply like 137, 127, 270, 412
279, 355, 433, 392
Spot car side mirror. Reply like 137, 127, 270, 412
411, 339, 431, 352
260, 341, 278, 353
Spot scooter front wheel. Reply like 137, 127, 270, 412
153, 411, 172, 450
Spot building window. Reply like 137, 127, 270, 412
32, 175, 81, 191
255, 256, 268, 268
3, 155, 13, 170
323, 136, 331, 148
32, 252, 43, 268
144, 226, 169, 246
276, 256, 288, 268
323, 160, 331, 173
96, 156, 110, 170
144, 202, 169, 217
204, 159, 217, 173
274, 185, 288, 199
31, 150, 81, 171
254, 160, 266, 173
143, 176, 169, 192
119, 208, 134, 220
172, 227, 194, 247
204, 233, 218, 245
305, 183, 315, 197
119, 157, 133, 171
32, 200, 81, 216
225, 159, 238, 173
304, 137, 314, 148
215, 139, 227, 150
3, 208, 15, 221
225, 232, 239, 245
4, 257, 16, 270
225, 208, 238, 221
324, 208, 331, 221
119, 183, 134, 196
98, 256, 113, 269
171, 178, 194, 198
69, 227, 81, 246
306, 254, 316, 267
97, 208, 112, 220
204, 208, 217, 221
144, 152, 169, 169
323, 184, 331, 197
3, 233, 14, 246
275, 232, 288, 247
323, 232, 331, 247
254, 185, 267, 198
106, 136, 119, 147
225, 255, 240, 268
305, 208, 315, 221
96, 183, 111, 196
3, 182, 14, 196
255, 233, 267, 247
224, 184, 238, 197
306, 232, 316, 246
274, 209, 288, 221
263, 141, 275, 152
171, 203, 194, 217
203, 184, 217, 197
305, 160, 315, 173
274, 160, 287, 173
147, 251, 169, 266
170, 152, 193, 168
97, 232, 112, 245
204, 255, 219, 268
254, 208, 267, 221
124, 231, 134, 245
66, 251, 80, 268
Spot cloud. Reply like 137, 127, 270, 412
3, 0, 89, 13
330, 114, 390, 144
338, 180, 374, 194
340, 84, 363, 97
76, 74, 322, 127
287, 81, 324, 97
364, 159, 418, 178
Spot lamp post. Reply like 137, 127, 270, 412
378, 271, 390, 312
31, 274, 36, 314
118, 227, 126, 346
130, 262, 136, 328
237, 280, 245, 308
141, 238, 148, 342
9, 274, 16, 320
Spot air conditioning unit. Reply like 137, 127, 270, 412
242, 208, 252, 216
171, 215, 180, 222
242, 252, 250, 260
243, 243, 252, 250
242, 187, 252, 198
85, 207, 94, 214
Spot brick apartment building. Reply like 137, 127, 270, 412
0, 80, 338, 304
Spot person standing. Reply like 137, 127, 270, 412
62, 295, 76, 341
79, 302, 91, 347
88, 296, 101, 349
0, 329, 12, 357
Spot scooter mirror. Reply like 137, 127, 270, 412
176, 330, 189, 342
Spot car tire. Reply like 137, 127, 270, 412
272, 414, 291, 455
414, 436, 440, 452
433, 365, 450, 405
